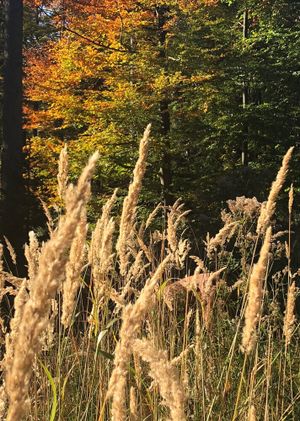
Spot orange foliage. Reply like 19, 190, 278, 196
24, 0, 218, 204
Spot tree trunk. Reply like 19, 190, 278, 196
242, 9, 249, 166
156, 6, 173, 208
1, 0, 26, 271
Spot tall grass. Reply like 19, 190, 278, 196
0, 128, 299, 421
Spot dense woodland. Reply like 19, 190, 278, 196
1, 0, 300, 252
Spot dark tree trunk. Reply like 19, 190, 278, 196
242, 9, 249, 166
1, 0, 26, 272
156, 6, 173, 207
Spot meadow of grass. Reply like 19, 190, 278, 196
0, 126, 299, 421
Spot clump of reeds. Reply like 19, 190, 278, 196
0, 132, 299, 421
4, 152, 99, 421
241, 227, 272, 354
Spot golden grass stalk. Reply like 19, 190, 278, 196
0, 273, 23, 290
189, 255, 205, 272
136, 231, 154, 264
288, 184, 294, 215
133, 338, 186, 421
41, 299, 58, 351
248, 405, 256, 421
40, 199, 54, 234
133, 352, 142, 391
125, 250, 145, 283
257, 147, 294, 234
166, 200, 191, 269
167, 200, 190, 252
116, 125, 151, 276
4, 281, 28, 379
57, 143, 69, 200
24, 231, 40, 290
206, 222, 236, 259
4, 152, 98, 421
121, 251, 149, 304
107, 254, 171, 420
62, 209, 87, 328
145, 203, 162, 229
0, 383, 7, 420
0, 243, 4, 290
171, 344, 194, 366
198, 267, 226, 330
129, 386, 138, 421
89, 189, 117, 304
283, 281, 297, 346
241, 227, 272, 354
4, 236, 17, 266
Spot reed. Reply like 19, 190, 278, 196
133, 338, 186, 421
116, 124, 151, 276
241, 227, 272, 354
62, 209, 87, 328
283, 281, 297, 346
257, 147, 294, 234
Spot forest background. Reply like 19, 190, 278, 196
1, 2, 300, 419
0, 0, 300, 262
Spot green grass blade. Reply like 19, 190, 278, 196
39, 360, 58, 421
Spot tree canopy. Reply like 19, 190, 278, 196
2, 0, 299, 232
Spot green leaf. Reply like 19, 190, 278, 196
95, 318, 119, 361
39, 360, 58, 421
105, 317, 119, 329
97, 349, 114, 361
